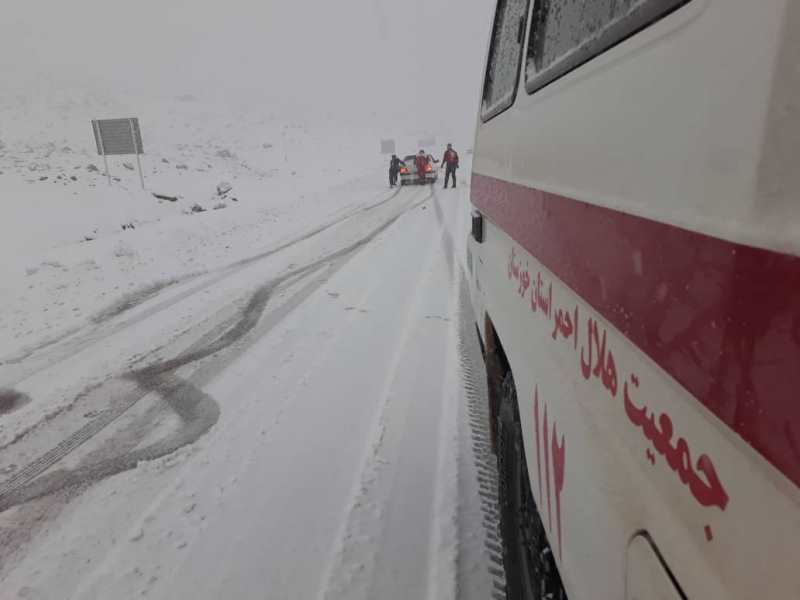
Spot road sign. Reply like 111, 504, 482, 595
380, 139, 396, 154
91, 118, 145, 188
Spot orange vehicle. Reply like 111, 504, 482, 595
399, 153, 438, 185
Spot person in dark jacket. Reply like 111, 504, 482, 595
415, 150, 429, 185
441, 143, 459, 189
389, 154, 402, 187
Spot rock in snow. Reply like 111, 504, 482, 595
216, 181, 232, 196
152, 192, 179, 202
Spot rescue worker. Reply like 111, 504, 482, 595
415, 150, 429, 185
389, 154, 402, 187
441, 143, 459, 189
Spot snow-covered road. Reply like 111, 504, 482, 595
0, 175, 504, 599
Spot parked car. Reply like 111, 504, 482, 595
399, 154, 438, 185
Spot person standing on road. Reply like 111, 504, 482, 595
389, 154, 402, 187
415, 150, 429, 185
441, 143, 459, 189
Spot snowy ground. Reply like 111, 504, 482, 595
0, 89, 385, 363
0, 94, 502, 599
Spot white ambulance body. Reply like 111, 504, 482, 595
468, 1, 800, 598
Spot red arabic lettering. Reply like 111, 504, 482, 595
533, 388, 567, 561
518, 266, 531, 298
623, 375, 729, 510
693, 455, 728, 509
580, 318, 597, 379
551, 306, 575, 342
535, 272, 553, 318
603, 350, 618, 397
573, 306, 579, 350
504, 246, 729, 520
543, 404, 552, 533
551, 421, 566, 561
580, 318, 618, 397
591, 326, 607, 379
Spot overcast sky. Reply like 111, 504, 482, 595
0, 0, 493, 140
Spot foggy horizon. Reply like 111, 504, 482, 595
1, 0, 492, 140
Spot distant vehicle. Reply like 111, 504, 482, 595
469, 1, 800, 599
399, 153, 438, 185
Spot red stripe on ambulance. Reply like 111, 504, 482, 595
472, 173, 800, 491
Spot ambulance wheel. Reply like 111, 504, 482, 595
496, 372, 567, 600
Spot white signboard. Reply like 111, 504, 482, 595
91, 117, 145, 188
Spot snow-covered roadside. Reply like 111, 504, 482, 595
0, 79, 494, 598
0, 182, 424, 464
431, 173, 509, 600
0, 167, 391, 360
0, 90, 392, 362
0, 181, 493, 599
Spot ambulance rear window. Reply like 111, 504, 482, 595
481, 0, 531, 121
526, 0, 691, 94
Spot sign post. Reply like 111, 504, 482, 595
91, 117, 146, 189
92, 119, 112, 186
129, 118, 145, 190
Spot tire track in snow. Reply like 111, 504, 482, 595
316, 201, 447, 600
0, 186, 429, 514
431, 191, 507, 599
0, 186, 404, 372
0, 185, 415, 447
317, 188, 472, 600
456, 283, 507, 600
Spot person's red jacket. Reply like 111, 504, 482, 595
442, 149, 459, 168
415, 154, 428, 174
